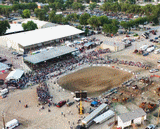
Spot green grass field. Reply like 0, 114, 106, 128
0, 5, 11, 8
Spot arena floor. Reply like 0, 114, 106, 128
58, 66, 133, 96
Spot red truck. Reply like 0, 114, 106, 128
56, 100, 66, 108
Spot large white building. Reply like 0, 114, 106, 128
0, 25, 84, 52
5, 24, 24, 35
117, 108, 146, 129
12, 19, 57, 29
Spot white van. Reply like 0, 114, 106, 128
0, 88, 8, 96
2, 119, 19, 129
154, 49, 160, 54
146, 47, 155, 53
140, 45, 148, 51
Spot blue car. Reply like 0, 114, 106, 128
143, 53, 149, 56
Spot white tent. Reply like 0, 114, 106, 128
0, 63, 9, 71
6, 69, 24, 80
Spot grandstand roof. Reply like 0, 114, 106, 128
24, 46, 77, 64
1, 25, 84, 47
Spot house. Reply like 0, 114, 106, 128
117, 108, 146, 129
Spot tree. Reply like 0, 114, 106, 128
79, 13, 90, 25
12, 4, 19, 12
76, 25, 83, 30
111, 19, 119, 27
49, 10, 56, 22
120, 21, 129, 32
54, 14, 63, 23
88, 16, 100, 29
72, 2, 84, 11
43, 5, 50, 12
0, 20, 10, 36
98, 16, 111, 26
34, 8, 47, 21
62, 17, 68, 24
22, 21, 38, 31
65, 0, 74, 9
103, 24, 112, 34
21, 9, 31, 18
112, 26, 118, 34
89, 2, 97, 11
2, 8, 12, 18
85, 28, 89, 36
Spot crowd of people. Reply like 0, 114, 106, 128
6, 47, 150, 89
11, 49, 110, 88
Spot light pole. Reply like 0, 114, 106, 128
157, 99, 160, 125
2, 112, 5, 129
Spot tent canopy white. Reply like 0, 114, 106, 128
6, 69, 24, 80
0, 63, 9, 71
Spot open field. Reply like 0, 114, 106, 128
0, 5, 11, 8
58, 66, 132, 96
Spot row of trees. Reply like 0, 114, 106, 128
100, 2, 160, 17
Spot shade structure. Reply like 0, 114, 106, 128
6, 69, 24, 80
24, 46, 77, 64
0, 63, 9, 71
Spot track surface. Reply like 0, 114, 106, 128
58, 66, 132, 96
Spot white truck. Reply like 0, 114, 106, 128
146, 47, 154, 53
2, 119, 19, 129
0, 88, 9, 96
93, 110, 115, 124
140, 45, 148, 51
154, 49, 160, 54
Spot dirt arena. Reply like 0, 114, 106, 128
58, 66, 133, 96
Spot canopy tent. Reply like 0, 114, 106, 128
91, 101, 98, 107
0, 63, 10, 71
84, 42, 95, 47
6, 69, 24, 80
24, 46, 77, 64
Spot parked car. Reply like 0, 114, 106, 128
0, 59, 7, 62
7, 63, 13, 67
143, 52, 149, 56
23, 54, 27, 57
146, 47, 154, 53
56, 100, 66, 108
17, 54, 23, 57
150, 39, 153, 42
149, 69, 159, 73
145, 124, 156, 129
66, 101, 74, 107
154, 49, 160, 54
11, 52, 18, 55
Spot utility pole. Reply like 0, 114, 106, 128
157, 99, 160, 125
2, 112, 5, 129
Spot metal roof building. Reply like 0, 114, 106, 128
24, 46, 78, 64
0, 25, 84, 52
118, 108, 146, 129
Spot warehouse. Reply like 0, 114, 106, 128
0, 25, 84, 52
100, 41, 125, 52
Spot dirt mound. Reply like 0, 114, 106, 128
58, 67, 132, 96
